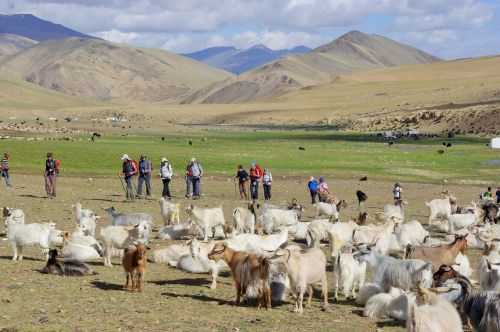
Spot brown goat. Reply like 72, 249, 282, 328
122, 244, 148, 292
406, 235, 467, 272
208, 243, 271, 309
432, 265, 460, 286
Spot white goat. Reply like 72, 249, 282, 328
105, 207, 154, 228
232, 206, 255, 234
453, 252, 473, 279
225, 228, 288, 254
159, 198, 180, 225
3, 207, 25, 226
307, 220, 358, 248
150, 243, 190, 266
99, 224, 147, 267
157, 223, 194, 240
381, 203, 405, 223
363, 287, 404, 319
61, 228, 104, 262
314, 202, 341, 221
394, 220, 429, 247
272, 247, 328, 313
356, 282, 383, 306
289, 222, 309, 241
186, 205, 226, 241
446, 203, 483, 233
73, 202, 97, 221
260, 208, 299, 235
7, 222, 62, 261
479, 256, 500, 291
333, 251, 366, 300
426, 198, 452, 224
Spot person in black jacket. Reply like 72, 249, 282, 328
44, 153, 57, 198
121, 154, 136, 201
235, 165, 249, 200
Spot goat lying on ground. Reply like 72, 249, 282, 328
122, 244, 149, 292
208, 243, 271, 309
41, 249, 96, 276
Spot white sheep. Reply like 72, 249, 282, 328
186, 205, 226, 241
259, 208, 299, 235
333, 251, 366, 300
7, 222, 62, 261
159, 198, 180, 225
99, 223, 148, 267
232, 206, 255, 234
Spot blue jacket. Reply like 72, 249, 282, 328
308, 180, 318, 191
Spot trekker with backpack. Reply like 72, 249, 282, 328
187, 158, 203, 199
263, 168, 272, 201
1, 152, 12, 188
249, 161, 263, 201
393, 182, 403, 205
44, 152, 59, 198
235, 165, 249, 200
307, 176, 319, 204
137, 155, 152, 198
121, 154, 137, 201
160, 157, 173, 199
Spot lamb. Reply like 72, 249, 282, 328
314, 201, 346, 221
333, 250, 366, 300
159, 198, 180, 225
3, 207, 25, 226
7, 222, 63, 261
41, 249, 96, 276
186, 205, 226, 241
99, 223, 148, 267
426, 198, 452, 224
259, 208, 299, 235
394, 220, 429, 247
407, 285, 463, 332
359, 248, 433, 292
271, 248, 328, 313
232, 205, 256, 234
105, 207, 154, 228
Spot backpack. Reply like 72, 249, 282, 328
131, 160, 139, 175
55, 159, 61, 172
255, 165, 263, 178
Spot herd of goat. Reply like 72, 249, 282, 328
2, 193, 500, 331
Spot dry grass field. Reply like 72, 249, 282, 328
0, 174, 487, 332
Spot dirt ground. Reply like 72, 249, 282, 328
0, 174, 487, 332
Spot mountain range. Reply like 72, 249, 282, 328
184, 45, 311, 74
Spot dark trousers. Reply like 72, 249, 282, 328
250, 180, 259, 200
137, 173, 152, 197
310, 189, 318, 204
45, 174, 56, 197
263, 184, 271, 200
125, 176, 134, 200
162, 178, 171, 198
1, 170, 11, 187
192, 177, 201, 198
239, 181, 248, 199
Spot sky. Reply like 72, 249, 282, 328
1, 0, 499, 59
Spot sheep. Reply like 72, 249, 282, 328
479, 257, 500, 292
185, 205, 226, 241
407, 285, 463, 332
359, 248, 433, 292
159, 198, 180, 225
333, 250, 366, 300
225, 228, 288, 254
99, 223, 147, 267
426, 198, 452, 224
232, 206, 256, 234
394, 220, 429, 247
259, 208, 299, 235
3, 207, 25, 226
150, 243, 190, 266
177, 239, 229, 289
446, 203, 483, 233
314, 201, 346, 221
105, 207, 154, 228
7, 222, 63, 261
271, 248, 328, 313
41, 249, 96, 276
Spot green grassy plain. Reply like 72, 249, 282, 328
0, 131, 497, 184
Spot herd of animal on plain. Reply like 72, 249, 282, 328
3, 188, 500, 332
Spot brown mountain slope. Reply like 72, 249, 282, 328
0, 37, 233, 102
0, 33, 37, 61
184, 31, 439, 104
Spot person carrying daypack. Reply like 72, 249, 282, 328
1, 152, 12, 188
44, 152, 58, 198
137, 155, 152, 198
235, 165, 249, 200
249, 161, 263, 200
307, 176, 319, 204
496, 187, 500, 205
159, 157, 173, 199
262, 168, 272, 201
121, 154, 137, 201
187, 158, 203, 199
318, 177, 330, 202
393, 182, 403, 205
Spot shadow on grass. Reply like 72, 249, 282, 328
376, 320, 404, 329
91, 280, 124, 291
18, 194, 47, 199
0, 255, 43, 262
149, 278, 211, 287
86, 198, 117, 203
161, 291, 232, 305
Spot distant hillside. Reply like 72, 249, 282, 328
0, 33, 37, 61
185, 31, 440, 104
0, 14, 94, 41
184, 44, 311, 74
0, 37, 233, 102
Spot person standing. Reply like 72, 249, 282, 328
393, 182, 403, 204
496, 187, 500, 204
235, 165, 249, 200
318, 177, 330, 202
482, 187, 494, 201
137, 155, 152, 198
121, 154, 137, 201
249, 162, 263, 201
263, 168, 272, 201
307, 176, 319, 204
44, 153, 57, 198
187, 158, 203, 199
159, 157, 173, 199
1, 152, 12, 188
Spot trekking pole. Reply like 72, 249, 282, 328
234, 179, 237, 199
117, 174, 127, 194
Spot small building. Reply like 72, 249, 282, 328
491, 137, 500, 149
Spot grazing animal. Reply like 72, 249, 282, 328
260, 208, 299, 234
356, 282, 382, 306
271, 248, 328, 313
186, 205, 226, 241
159, 198, 180, 225
100, 224, 146, 267
406, 235, 468, 272
7, 222, 63, 261
363, 287, 405, 319
208, 243, 271, 309
105, 207, 154, 228
446, 203, 483, 233
226, 228, 288, 254
122, 244, 149, 292
41, 249, 96, 276
333, 250, 367, 300
232, 205, 256, 234
394, 220, 429, 247
426, 198, 452, 224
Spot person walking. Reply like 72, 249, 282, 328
1, 152, 12, 188
496, 187, 500, 204
44, 152, 58, 198
137, 155, 152, 198
307, 176, 319, 204
187, 158, 203, 199
159, 157, 173, 199
482, 186, 494, 201
318, 177, 330, 202
121, 154, 137, 201
393, 182, 403, 205
249, 162, 263, 201
235, 165, 249, 200
263, 168, 272, 201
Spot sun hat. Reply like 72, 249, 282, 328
121, 154, 130, 161
161, 157, 168, 163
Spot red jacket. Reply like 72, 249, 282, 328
250, 165, 263, 179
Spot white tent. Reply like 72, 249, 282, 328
491, 137, 500, 149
